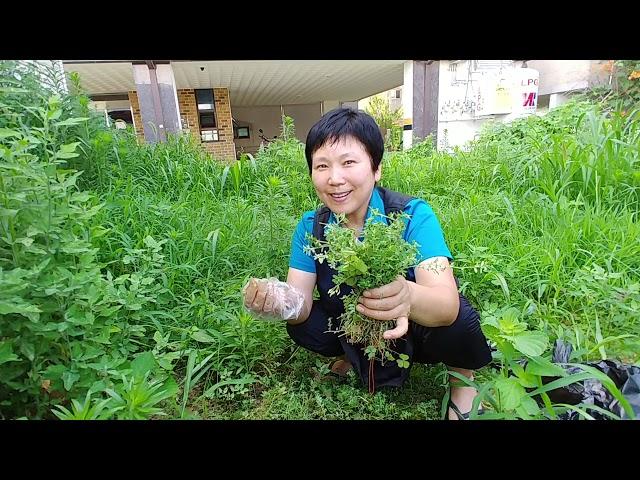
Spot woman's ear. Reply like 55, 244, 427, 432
374, 164, 382, 182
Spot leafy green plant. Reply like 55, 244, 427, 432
99, 351, 178, 420
450, 306, 636, 420
51, 390, 112, 420
365, 95, 403, 151
105, 372, 178, 420
305, 210, 419, 364
578, 60, 640, 113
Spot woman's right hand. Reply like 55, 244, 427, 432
243, 278, 276, 315
242, 277, 305, 321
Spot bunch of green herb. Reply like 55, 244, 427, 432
304, 209, 419, 364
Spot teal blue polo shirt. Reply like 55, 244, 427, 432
289, 187, 452, 274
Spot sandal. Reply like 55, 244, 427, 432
447, 399, 485, 420
328, 358, 353, 378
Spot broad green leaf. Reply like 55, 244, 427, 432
60, 142, 81, 153
511, 331, 549, 357
0, 341, 20, 365
71, 191, 91, 202
64, 305, 94, 325
525, 355, 567, 377
498, 307, 523, 331
156, 351, 181, 371
494, 376, 526, 411
47, 108, 62, 120
513, 366, 538, 388
153, 331, 165, 345
131, 351, 157, 380
0, 299, 42, 316
480, 323, 500, 341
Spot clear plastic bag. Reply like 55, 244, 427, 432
242, 277, 305, 321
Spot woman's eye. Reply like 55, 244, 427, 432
344, 160, 355, 165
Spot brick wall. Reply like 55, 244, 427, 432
128, 91, 144, 141
129, 88, 236, 161
177, 89, 200, 143
177, 87, 236, 161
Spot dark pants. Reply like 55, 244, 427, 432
286, 294, 492, 372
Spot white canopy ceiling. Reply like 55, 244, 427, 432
62, 60, 406, 106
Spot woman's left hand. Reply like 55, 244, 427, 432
356, 276, 412, 340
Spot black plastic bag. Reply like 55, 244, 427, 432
545, 340, 640, 420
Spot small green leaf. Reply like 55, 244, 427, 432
191, 329, 215, 343
54, 117, 89, 127
62, 371, 80, 391
0, 128, 20, 139
19, 341, 35, 362
60, 142, 81, 153
56, 152, 80, 159
520, 396, 541, 416
498, 308, 526, 335
15, 237, 34, 248
350, 255, 368, 275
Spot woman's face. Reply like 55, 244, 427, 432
310, 135, 381, 229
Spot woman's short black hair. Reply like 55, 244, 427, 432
305, 108, 383, 173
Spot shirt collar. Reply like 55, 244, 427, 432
327, 186, 388, 226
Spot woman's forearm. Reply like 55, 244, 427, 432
285, 287, 313, 325
407, 281, 459, 327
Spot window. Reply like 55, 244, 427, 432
392, 89, 401, 99
107, 109, 133, 124
199, 113, 216, 128
234, 126, 250, 139
195, 89, 219, 142
201, 130, 219, 142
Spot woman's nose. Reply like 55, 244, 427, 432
328, 168, 345, 185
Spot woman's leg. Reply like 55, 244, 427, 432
447, 367, 479, 420
412, 294, 492, 419
286, 300, 344, 358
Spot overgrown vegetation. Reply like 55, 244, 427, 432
365, 94, 403, 151
1, 60, 638, 420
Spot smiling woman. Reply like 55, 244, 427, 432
310, 136, 381, 232
242, 107, 492, 419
